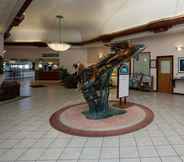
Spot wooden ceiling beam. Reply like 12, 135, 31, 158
4, 41, 82, 47
5, 14, 184, 46
77, 15, 184, 45
4, 0, 33, 39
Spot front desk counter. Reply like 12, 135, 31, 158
36, 71, 60, 80
173, 78, 184, 95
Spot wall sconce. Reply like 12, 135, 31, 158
176, 45, 184, 51
144, 58, 148, 62
38, 63, 43, 69
98, 53, 104, 59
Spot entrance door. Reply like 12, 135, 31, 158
157, 56, 173, 93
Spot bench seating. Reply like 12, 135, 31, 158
0, 81, 20, 101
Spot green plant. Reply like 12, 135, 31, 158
0, 56, 3, 74
59, 66, 70, 80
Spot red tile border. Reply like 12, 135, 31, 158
49, 101, 154, 137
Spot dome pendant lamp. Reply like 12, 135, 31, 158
48, 15, 71, 52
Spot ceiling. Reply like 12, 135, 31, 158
3, 0, 184, 42
0, 0, 26, 33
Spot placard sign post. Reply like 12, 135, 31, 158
118, 64, 129, 106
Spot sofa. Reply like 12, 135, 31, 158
0, 80, 20, 101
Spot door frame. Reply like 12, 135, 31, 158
156, 55, 174, 93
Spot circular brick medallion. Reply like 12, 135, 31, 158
50, 101, 154, 137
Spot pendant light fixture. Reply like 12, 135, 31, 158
48, 15, 71, 52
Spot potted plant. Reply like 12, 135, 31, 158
59, 66, 70, 81
0, 56, 3, 74
59, 66, 78, 88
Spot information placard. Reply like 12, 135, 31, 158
118, 64, 129, 98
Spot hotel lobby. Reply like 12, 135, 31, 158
1, 0, 184, 162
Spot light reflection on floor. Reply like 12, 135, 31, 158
0, 79, 184, 162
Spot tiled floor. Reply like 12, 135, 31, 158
0, 80, 184, 162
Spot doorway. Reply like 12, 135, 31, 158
157, 56, 173, 93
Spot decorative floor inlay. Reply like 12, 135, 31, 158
50, 101, 154, 137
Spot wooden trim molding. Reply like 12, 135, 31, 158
4, 0, 33, 39
5, 13, 184, 46
5, 41, 47, 47
156, 55, 174, 93
76, 15, 184, 45
4, 41, 79, 47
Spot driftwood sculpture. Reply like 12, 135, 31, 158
78, 41, 145, 119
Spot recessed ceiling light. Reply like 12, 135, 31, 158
176, 45, 183, 51
98, 53, 103, 59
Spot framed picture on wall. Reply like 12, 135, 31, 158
178, 57, 184, 73
150, 59, 156, 69
133, 52, 151, 75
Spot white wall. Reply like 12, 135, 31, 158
84, 32, 184, 92
5, 46, 88, 73
5, 45, 110, 73
5, 46, 51, 60
5, 31, 184, 91
132, 31, 184, 90
59, 48, 87, 73
0, 33, 4, 83
87, 46, 110, 65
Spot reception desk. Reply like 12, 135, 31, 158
36, 71, 60, 80
173, 78, 184, 94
